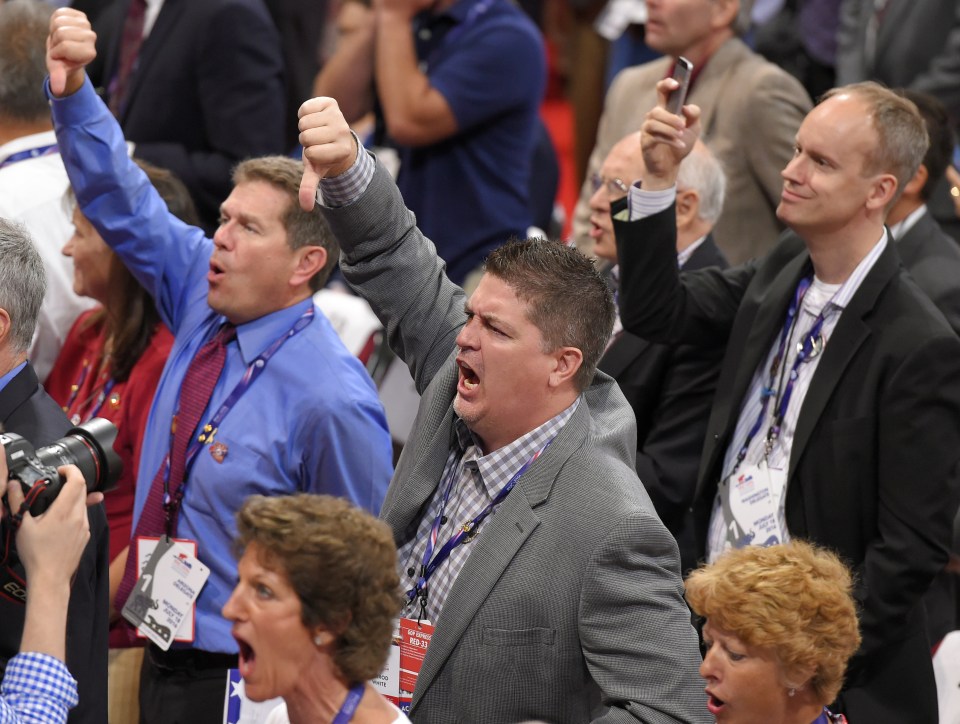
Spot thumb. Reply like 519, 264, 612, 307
49, 64, 66, 97
299, 164, 322, 212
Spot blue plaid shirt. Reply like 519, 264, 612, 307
0, 652, 77, 723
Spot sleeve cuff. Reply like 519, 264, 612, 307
627, 183, 676, 221
316, 132, 376, 208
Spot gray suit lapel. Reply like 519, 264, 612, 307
410, 404, 588, 710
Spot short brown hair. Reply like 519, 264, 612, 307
483, 239, 614, 392
233, 157, 339, 291
234, 494, 401, 683
685, 541, 861, 705
821, 82, 929, 205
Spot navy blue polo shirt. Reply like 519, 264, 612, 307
395, 0, 546, 284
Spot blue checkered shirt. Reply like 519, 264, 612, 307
0, 652, 78, 723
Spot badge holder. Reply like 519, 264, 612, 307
372, 618, 434, 715
715, 461, 788, 556
121, 535, 209, 650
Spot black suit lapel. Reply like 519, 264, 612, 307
891, 213, 934, 268
788, 241, 900, 479
0, 364, 38, 424
699, 250, 812, 488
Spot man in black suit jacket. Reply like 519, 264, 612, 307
0, 219, 109, 724
589, 135, 728, 571
85, 0, 286, 229
615, 81, 960, 722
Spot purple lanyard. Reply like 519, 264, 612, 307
63, 360, 116, 423
406, 438, 553, 617
731, 276, 832, 473
332, 682, 365, 724
0, 143, 58, 170
160, 307, 314, 515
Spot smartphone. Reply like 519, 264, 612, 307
666, 57, 693, 116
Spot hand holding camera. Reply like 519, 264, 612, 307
1, 435, 105, 662
2, 417, 121, 516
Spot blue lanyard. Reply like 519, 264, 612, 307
332, 682, 365, 724
160, 307, 315, 522
0, 143, 58, 170
731, 276, 832, 473
406, 438, 553, 617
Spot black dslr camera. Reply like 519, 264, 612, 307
2, 418, 122, 516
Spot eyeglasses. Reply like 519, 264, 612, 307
590, 173, 630, 199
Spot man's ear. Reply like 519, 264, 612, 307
711, 0, 740, 30
675, 188, 700, 231
0, 307, 11, 348
549, 346, 584, 389
291, 246, 327, 288
866, 173, 899, 211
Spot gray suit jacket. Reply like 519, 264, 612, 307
574, 37, 811, 265
321, 161, 710, 723
837, 0, 960, 119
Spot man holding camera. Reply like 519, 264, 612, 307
0, 439, 100, 723
0, 218, 109, 723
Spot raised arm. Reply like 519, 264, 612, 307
47, 8, 211, 335
299, 97, 465, 390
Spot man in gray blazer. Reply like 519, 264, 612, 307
298, 98, 709, 723
574, 0, 811, 264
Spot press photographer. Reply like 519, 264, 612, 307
0, 439, 103, 722
0, 218, 109, 723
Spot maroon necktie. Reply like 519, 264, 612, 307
108, 0, 147, 117
115, 323, 236, 613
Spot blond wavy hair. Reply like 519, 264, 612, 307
685, 541, 861, 704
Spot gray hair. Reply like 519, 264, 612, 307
0, 0, 54, 123
0, 218, 46, 354
677, 143, 727, 225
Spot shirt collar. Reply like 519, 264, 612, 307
453, 397, 580, 499
231, 297, 314, 365
816, 229, 888, 313
0, 130, 58, 165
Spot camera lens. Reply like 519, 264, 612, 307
33, 418, 122, 494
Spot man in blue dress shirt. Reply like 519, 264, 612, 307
46, 9, 394, 723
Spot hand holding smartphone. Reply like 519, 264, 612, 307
665, 56, 693, 116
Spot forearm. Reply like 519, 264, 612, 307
21, 577, 71, 660
314, 11, 377, 124
50, 77, 211, 333
374, 10, 455, 146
